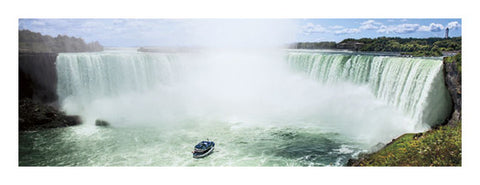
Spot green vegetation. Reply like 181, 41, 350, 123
352, 122, 461, 166
445, 53, 462, 72
294, 37, 461, 57
400, 50, 443, 57
19, 29, 103, 53
293, 42, 337, 49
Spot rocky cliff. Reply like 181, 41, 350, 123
18, 53, 79, 131
18, 29, 104, 131
19, 52, 58, 104
443, 54, 462, 126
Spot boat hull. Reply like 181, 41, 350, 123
193, 146, 215, 158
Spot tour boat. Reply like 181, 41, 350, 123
193, 140, 215, 158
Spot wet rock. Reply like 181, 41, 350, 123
95, 119, 110, 127
19, 98, 81, 131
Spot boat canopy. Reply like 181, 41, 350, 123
195, 141, 213, 149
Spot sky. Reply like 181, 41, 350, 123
19, 19, 462, 47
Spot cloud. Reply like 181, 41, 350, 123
359, 20, 383, 30
302, 23, 360, 35
301, 22, 361, 35
335, 28, 361, 35
302, 23, 328, 34
377, 24, 420, 34
31, 20, 46, 26
418, 23, 444, 32
446, 21, 461, 30
329, 25, 344, 29
302, 20, 455, 36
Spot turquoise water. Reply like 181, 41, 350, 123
19, 121, 365, 166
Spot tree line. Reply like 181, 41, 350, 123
293, 36, 461, 57
19, 29, 104, 53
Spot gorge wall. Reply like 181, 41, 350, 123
443, 55, 462, 126
19, 52, 58, 104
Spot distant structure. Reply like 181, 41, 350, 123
445, 27, 449, 38
336, 41, 364, 51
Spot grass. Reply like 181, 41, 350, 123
352, 122, 461, 166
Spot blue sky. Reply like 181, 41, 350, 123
296, 19, 461, 42
19, 19, 461, 47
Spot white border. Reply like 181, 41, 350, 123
2, 0, 479, 185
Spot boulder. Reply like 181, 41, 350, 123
95, 119, 110, 127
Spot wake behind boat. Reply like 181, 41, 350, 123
193, 140, 215, 158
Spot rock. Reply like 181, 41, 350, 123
95, 119, 110, 127
346, 153, 369, 166
413, 133, 423, 140
19, 52, 59, 104
19, 98, 81, 131
64, 116, 82, 126
443, 55, 462, 126
346, 158, 359, 166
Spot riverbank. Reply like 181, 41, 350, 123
347, 53, 462, 166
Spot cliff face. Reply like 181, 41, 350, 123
18, 52, 85, 131
443, 55, 462, 126
18, 30, 104, 131
19, 52, 58, 104
19, 29, 104, 104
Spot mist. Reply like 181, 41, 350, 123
56, 20, 429, 145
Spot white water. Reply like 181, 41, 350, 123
287, 52, 452, 129
41, 49, 453, 166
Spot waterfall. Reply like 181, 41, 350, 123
54, 50, 453, 144
286, 51, 452, 129
56, 51, 183, 103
